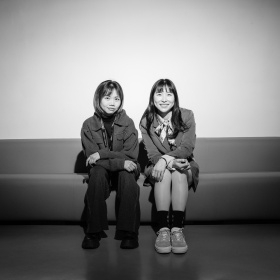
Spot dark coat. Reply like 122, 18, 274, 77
81, 110, 140, 175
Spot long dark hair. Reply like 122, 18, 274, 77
93, 80, 124, 117
140, 79, 188, 138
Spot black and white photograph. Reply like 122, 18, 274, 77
0, 0, 280, 279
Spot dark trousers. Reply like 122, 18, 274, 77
81, 165, 140, 235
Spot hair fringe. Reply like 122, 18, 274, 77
140, 79, 188, 137
93, 80, 124, 116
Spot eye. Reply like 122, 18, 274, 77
115, 97, 120, 101
104, 96, 110, 100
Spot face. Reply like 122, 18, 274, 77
100, 89, 121, 115
153, 87, 175, 117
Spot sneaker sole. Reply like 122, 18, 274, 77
171, 246, 188, 254
155, 245, 171, 254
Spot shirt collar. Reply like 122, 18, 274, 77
156, 112, 173, 131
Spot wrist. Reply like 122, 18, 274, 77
160, 157, 168, 167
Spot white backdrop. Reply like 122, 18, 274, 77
0, 0, 280, 139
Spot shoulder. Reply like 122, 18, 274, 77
180, 108, 194, 122
82, 114, 99, 129
82, 116, 93, 127
139, 116, 147, 128
117, 110, 135, 127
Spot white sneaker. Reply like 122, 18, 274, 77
171, 227, 188, 254
155, 227, 171, 254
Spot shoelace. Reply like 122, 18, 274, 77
172, 230, 185, 242
157, 230, 170, 241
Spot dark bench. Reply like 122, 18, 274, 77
0, 138, 280, 223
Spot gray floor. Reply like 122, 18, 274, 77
0, 224, 280, 280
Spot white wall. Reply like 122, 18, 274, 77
0, 0, 280, 139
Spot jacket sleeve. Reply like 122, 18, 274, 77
95, 159, 125, 172
98, 119, 139, 162
95, 159, 140, 179
81, 126, 99, 158
139, 121, 163, 165
166, 110, 196, 159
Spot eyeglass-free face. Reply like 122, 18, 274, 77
100, 89, 121, 115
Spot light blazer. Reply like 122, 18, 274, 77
139, 108, 199, 191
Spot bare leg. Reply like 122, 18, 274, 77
171, 169, 192, 211
154, 169, 172, 211
170, 169, 192, 254
154, 169, 172, 253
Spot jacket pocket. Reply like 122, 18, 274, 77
92, 136, 104, 149
113, 133, 124, 151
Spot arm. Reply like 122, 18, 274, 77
139, 123, 163, 165
95, 158, 125, 172
82, 118, 139, 161
95, 158, 138, 173
166, 110, 196, 159
81, 126, 100, 158
161, 154, 175, 170
140, 121, 169, 182
81, 117, 138, 173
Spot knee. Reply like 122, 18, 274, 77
89, 165, 107, 178
88, 165, 109, 187
118, 170, 137, 182
118, 171, 139, 191
172, 170, 189, 185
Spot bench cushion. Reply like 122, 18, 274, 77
1, 137, 280, 222
1, 172, 280, 222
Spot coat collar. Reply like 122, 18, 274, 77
114, 110, 127, 126
152, 116, 160, 128
90, 110, 127, 131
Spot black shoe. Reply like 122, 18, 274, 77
114, 230, 126, 240
120, 232, 139, 249
81, 234, 100, 249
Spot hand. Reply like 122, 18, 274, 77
172, 159, 190, 172
152, 158, 167, 182
124, 160, 137, 172
86, 152, 100, 166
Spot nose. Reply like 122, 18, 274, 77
109, 99, 115, 106
161, 93, 167, 102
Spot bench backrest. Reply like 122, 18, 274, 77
0, 138, 279, 174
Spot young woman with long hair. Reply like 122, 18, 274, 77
139, 79, 199, 254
